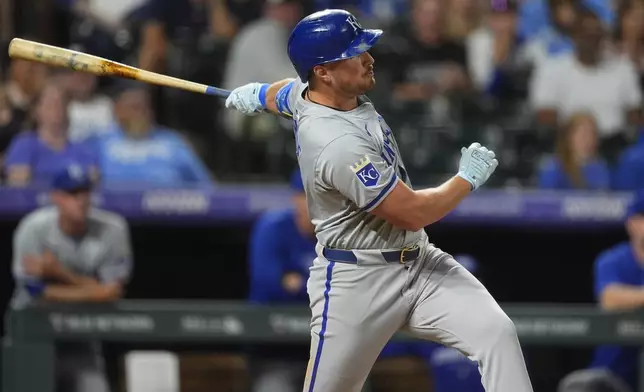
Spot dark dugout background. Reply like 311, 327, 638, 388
0, 218, 627, 391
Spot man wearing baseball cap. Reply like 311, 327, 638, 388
7, 163, 133, 392
558, 191, 644, 392
246, 168, 317, 392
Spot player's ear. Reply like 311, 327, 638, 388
312, 65, 332, 85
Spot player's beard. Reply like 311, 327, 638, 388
356, 72, 376, 95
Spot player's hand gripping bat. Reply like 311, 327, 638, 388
7, 38, 232, 98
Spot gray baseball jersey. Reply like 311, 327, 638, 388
282, 78, 425, 250
275, 78, 534, 392
10, 206, 133, 310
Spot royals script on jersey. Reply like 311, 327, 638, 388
276, 79, 426, 250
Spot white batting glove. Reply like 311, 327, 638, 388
457, 142, 499, 190
224, 82, 268, 115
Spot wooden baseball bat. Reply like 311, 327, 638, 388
7, 37, 231, 98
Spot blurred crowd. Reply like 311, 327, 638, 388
1, 0, 643, 190
4, 2, 644, 392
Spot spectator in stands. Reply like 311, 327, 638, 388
445, 0, 483, 42
246, 168, 316, 392
613, 128, 644, 191
64, 0, 148, 61
466, 0, 527, 96
94, 85, 213, 188
3, 82, 98, 187
311, 0, 407, 25
62, 69, 115, 143
0, 58, 48, 154
8, 164, 133, 392
222, 0, 303, 139
517, 0, 613, 43
557, 191, 644, 392
529, 4, 642, 159
537, 113, 610, 190
519, 0, 578, 68
613, 0, 644, 90
137, 0, 260, 74
0, 86, 26, 160
136, 0, 262, 138
381, 0, 471, 103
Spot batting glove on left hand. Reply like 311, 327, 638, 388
457, 142, 499, 190
225, 82, 268, 115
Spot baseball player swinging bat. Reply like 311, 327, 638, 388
7, 38, 232, 98
223, 8, 535, 392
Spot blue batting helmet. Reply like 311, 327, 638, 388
287, 9, 383, 82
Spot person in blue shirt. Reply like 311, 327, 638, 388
93, 85, 213, 188
538, 112, 611, 190
613, 130, 644, 191
247, 168, 317, 392
558, 191, 644, 392
312, 0, 407, 25
378, 254, 486, 392
248, 169, 317, 305
517, 0, 577, 68
3, 82, 98, 187
518, 0, 613, 43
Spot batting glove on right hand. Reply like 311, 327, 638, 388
224, 82, 267, 115
456, 142, 499, 190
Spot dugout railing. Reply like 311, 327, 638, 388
4, 301, 644, 392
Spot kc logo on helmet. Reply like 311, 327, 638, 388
346, 15, 362, 33
351, 155, 380, 188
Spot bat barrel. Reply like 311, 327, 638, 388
8, 38, 231, 98
9, 38, 110, 76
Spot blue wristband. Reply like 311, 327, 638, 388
24, 279, 45, 297
258, 83, 270, 108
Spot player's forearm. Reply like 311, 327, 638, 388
52, 265, 100, 287
600, 285, 644, 311
60, 271, 100, 287
410, 176, 472, 228
42, 284, 120, 302
265, 79, 295, 115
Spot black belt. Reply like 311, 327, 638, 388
322, 245, 420, 264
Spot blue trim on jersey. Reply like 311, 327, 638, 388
308, 261, 335, 392
276, 81, 295, 118
363, 174, 398, 212
24, 279, 45, 297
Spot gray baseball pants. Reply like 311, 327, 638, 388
302, 242, 534, 392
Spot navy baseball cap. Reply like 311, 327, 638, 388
290, 168, 304, 193
51, 164, 93, 192
627, 191, 644, 220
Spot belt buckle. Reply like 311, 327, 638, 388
399, 245, 418, 264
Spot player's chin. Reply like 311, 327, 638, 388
361, 74, 376, 91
